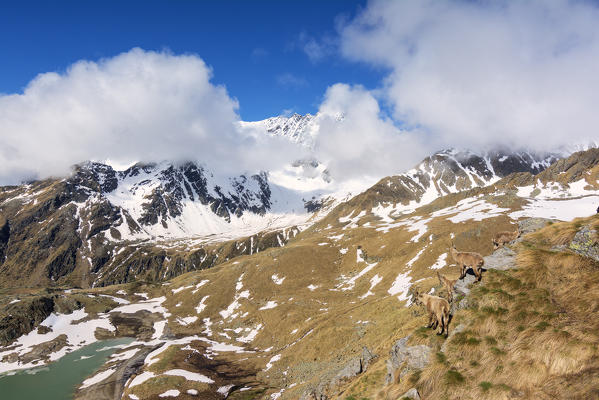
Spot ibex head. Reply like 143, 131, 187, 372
411, 287, 424, 305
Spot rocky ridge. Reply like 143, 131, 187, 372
326, 148, 559, 221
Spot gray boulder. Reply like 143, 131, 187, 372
569, 225, 599, 262
453, 273, 476, 297
399, 388, 421, 400
518, 218, 552, 234
386, 335, 431, 384
484, 246, 516, 271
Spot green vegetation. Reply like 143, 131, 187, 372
445, 369, 465, 384
435, 351, 447, 363
535, 321, 550, 331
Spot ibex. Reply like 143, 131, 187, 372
450, 244, 485, 282
437, 271, 457, 303
413, 288, 451, 337
492, 228, 521, 249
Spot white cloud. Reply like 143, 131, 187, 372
312, 83, 428, 181
0, 48, 300, 184
338, 0, 599, 152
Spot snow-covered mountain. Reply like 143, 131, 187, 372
239, 113, 319, 147
330, 148, 560, 219
0, 112, 587, 290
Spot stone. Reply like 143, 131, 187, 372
332, 357, 362, 386
399, 388, 421, 400
386, 335, 431, 384
518, 218, 552, 235
569, 225, 599, 262
483, 246, 516, 271
362, 346, 376, 370
303, 346, 377, 399
453, 273, 476, 297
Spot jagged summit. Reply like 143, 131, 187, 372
240, 113, 318, 147
329, 148, 559, 217
66, 160, 307, 240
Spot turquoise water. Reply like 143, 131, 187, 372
0, 337, 134, 400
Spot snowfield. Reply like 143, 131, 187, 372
510, 181, 599, 221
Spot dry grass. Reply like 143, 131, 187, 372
526, 219, 582, 247
373, 215, 599, 400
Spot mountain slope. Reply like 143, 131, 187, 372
0, 142, 572, 291
1, 148, 598, 399
323, 148, 558, 224
0, 161, 306, 288
377, 215, 599, 400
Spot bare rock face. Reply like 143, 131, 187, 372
0, 159, 302, 289
518, 218, 552, 234
386, 335, 431, 384
453, 273, 476, 298
484, 246, 517, 271
0, 295, 81, 345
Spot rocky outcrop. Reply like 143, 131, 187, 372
106, 311, 164, 341
0, 219, 10, 262
386, 336, 431, 384
569, 225, 599, 262
0, 294, 82, 345
518, 218, 552, 234
483, 246, 517, 271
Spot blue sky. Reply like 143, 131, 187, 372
0, 0, 382, 121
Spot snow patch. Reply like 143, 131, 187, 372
265, 354, 281, 371
80, 368, 115, 389
430, 253, 447, 270
388, 272, 413, 306
159, 390, 180, 397
259, 301, 278, 310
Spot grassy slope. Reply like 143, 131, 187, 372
359, 215, 599, 400
116, 188, 533, 399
